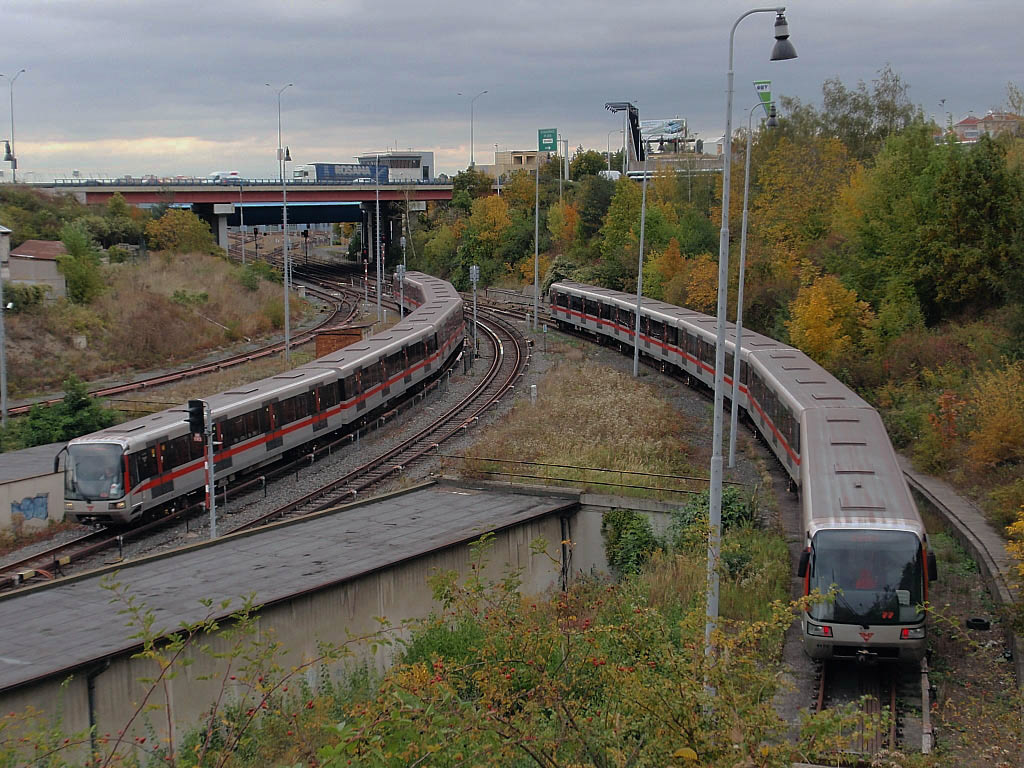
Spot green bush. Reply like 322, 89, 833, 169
669, 486, 755, 542
401, 616, 487, 667
601, 508, 660, 577
171, 289, 209, 306
239, 261, 281, 291
4, 282, 48, 312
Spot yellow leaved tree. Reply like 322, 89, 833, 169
787, 274, 875, 368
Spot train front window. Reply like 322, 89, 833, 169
66, 444, 125, 501
808, 530, 923, 625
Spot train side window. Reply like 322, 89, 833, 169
585, 299, 597, 317
559, 292, 569, 308
161, 435, 191, 470
265, 404, 276, 430
665, 325, 678, 347
131, 446, 158, 485
320, 382, 338, 410
649, 319, 663, 341
741, 360, 749, 385
570, 295, 583, 312
427, 334, 438, 354
725, 351, 734, 376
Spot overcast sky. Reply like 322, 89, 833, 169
2, 0, 1021, 180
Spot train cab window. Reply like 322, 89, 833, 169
130, 446, 158, 485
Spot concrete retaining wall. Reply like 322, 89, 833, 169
2, 513, 564, 759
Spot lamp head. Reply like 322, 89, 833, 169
770, 12, 798, 61
284, 146, 291, 162
767, 104, 779, 128
3, 141, 11, 162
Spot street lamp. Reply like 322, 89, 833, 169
606, 129, 622, 171
458, 90, 488, 167
266, 82, 293, 362
0, 70, 26, 183
375, 153, 382, 323
237, 178, 246, 265
705, 7, 795, 666
633, 142, 650, 377
728, 101, 777, 468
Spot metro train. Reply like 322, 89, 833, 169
549, 281, 937, 662
59, 272, 464, 526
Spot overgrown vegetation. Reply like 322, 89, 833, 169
0, 375, 118, 451
459, 355, 708, 498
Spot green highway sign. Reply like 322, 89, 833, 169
538, 128, 557, 153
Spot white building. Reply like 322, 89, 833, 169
355, 151, 435, 182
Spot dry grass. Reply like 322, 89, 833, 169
458, 349, 707, 500
5, 252, 311, 397
107, 349, 319, 415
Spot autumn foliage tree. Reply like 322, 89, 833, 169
787, 274, 875, 367
144, 209, 219, 254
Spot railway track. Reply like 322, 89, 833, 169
228, 307, 529, 531
812, 659, 931, 758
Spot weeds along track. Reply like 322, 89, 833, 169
227, 307, 530, 530
9, 281, 351, 417
813, 659, 932, 758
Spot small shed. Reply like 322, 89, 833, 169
8, 239, 68, 300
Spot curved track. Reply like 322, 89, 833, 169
228, 308, 529, 530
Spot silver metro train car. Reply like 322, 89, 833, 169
549, 281, 937, 662
59, 272, 464, 526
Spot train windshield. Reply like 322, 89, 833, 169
808, 530, 924, 625
65, 443, 125, 501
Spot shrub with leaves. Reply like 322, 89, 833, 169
600, 507, 661, 576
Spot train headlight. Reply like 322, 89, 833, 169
109, 501, 126, 510
806, 623, 832, 637
65, 502, 73, 510
900, 627, 925, 640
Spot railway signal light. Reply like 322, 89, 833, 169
187, 399, 206, 434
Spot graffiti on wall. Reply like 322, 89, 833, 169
12, 493, 49, 521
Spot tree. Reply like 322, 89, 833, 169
451, 167, 493, 205
145, 209, 219, 254
501, 169, 537, 214
9, 375, 118, 448
787, 274, 875, 367
546, 201, 579, 250
575, 175, 614, 241
775, 65, 920, 161
570, 149, 607, 179
58, 222, 105, 304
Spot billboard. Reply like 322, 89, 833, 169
640, 118, 687, 141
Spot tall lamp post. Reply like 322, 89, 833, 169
375, 153, 382, 323
728, 101, 777, 468
458, 90, 488, 167
705, 8, 796, 666
633, 141, 650, 377
266, 82, 293, 361
237, 178, 246, 265
1, 70, 26, 182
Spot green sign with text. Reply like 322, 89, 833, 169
538, 128, 557, 153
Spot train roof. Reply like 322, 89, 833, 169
801, 407, 924, 537
70, 272, 463, 449
746, 347, 871, 412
